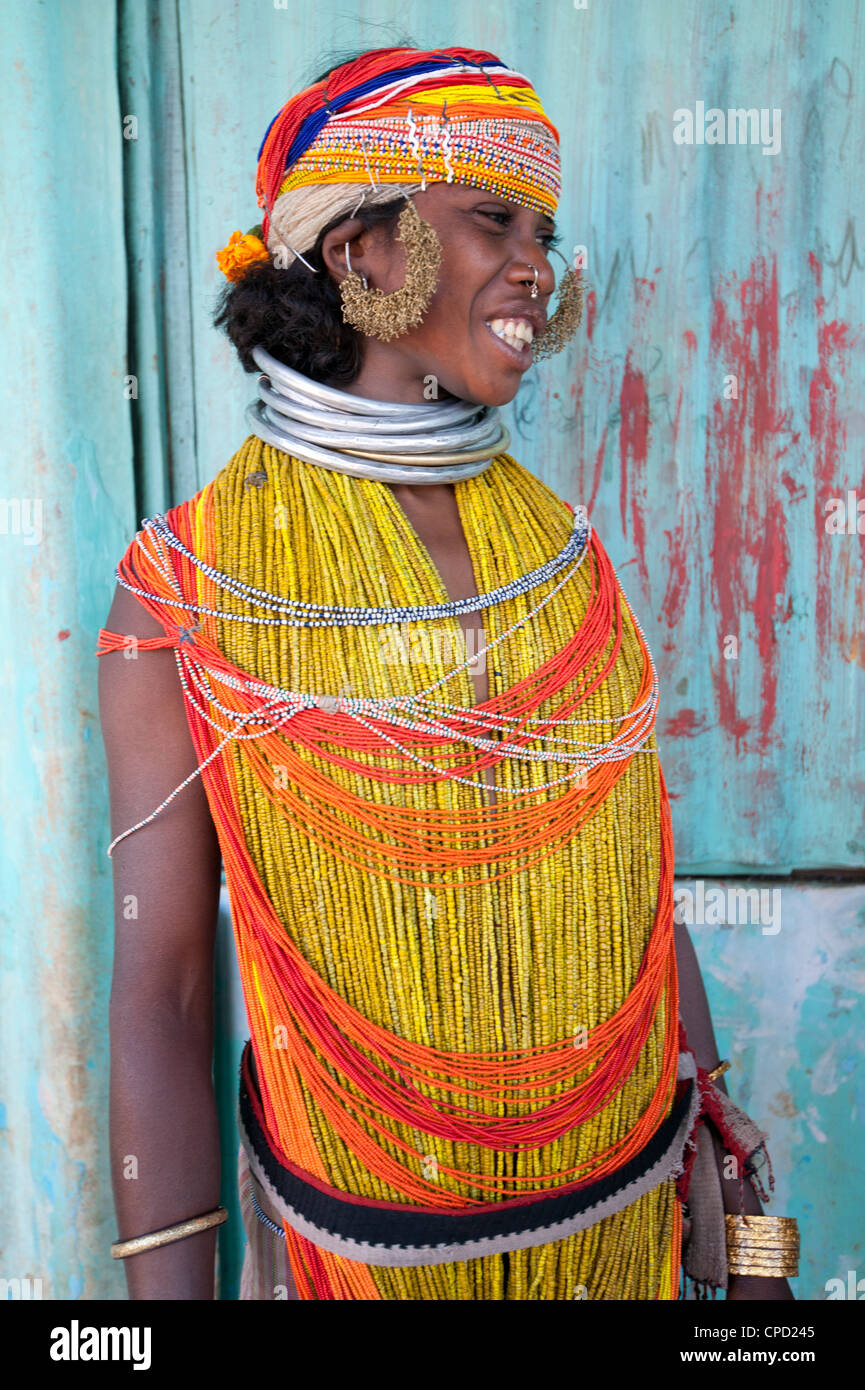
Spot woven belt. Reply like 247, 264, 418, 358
238, 1042, 699, 1267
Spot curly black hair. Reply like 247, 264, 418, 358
213, 46, 417, 386
212, 197, 407, 386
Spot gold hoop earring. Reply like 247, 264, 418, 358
339, 198, 442, 343
532, 250, 585, 360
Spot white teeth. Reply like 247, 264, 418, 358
487, 317, 534, 351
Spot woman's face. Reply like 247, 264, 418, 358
321, 183, 561, 406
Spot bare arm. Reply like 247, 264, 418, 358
99, 584, 223, 1299
675, 921, 793, 1299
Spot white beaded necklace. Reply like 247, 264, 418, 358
119, 508, 590, 629
106, 531, 660, 856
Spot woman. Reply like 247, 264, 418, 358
98, 44, 797, 1300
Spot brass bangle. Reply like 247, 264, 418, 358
727, 1229, 801, 1244
726, 1214, 799, 1238
707, 1059, 731, 1082
728, 1257, 799, 1278
111, 1206, 227, 1259
729, 1262, 798, 1273
725, 1214, 799, 1277
726, 1234, 801, 1247
727, 1244, 800, 1257
728, 1247, 799, 1263
341, 429, 511, 468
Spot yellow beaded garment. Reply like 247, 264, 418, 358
180, 438, 681, 1300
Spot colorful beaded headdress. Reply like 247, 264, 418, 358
217, 45, 561, 280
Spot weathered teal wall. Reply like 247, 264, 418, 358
672, 879, 865, 1300
0, 0, 134, 1300
1, 0, 862, 1301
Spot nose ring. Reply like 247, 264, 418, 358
528, 265, 539, 299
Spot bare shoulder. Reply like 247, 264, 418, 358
98, 583, 184, 739
103, 581, 168, 641
99, 553, 221, 993
98, 582, 219, 872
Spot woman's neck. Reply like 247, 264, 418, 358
331, 347, 457, 407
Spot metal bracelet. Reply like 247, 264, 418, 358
725, 1214, 800, 1277
110, 1206, 227, 1259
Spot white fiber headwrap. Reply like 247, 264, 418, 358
267, 181, 424, 268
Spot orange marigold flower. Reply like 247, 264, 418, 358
216, 229, 270, 282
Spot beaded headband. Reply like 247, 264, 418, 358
217, 45, 561, 281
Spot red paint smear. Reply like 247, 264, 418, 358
670, 385, 684, 451
808, 251, 851, 663
837, 546, 865, 670
585, 424, 608, 518
57, 629, 70, 641
683, 330, 697, 353
780, 469, 807, 501
753, 495, 791, 742
707, 246, 791, 749
662, 708, 708, 738
618, 354, 650, 590
585, 285, 597, 342
660, 503, 691, 628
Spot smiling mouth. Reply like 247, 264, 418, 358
485, 317, 535, 363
